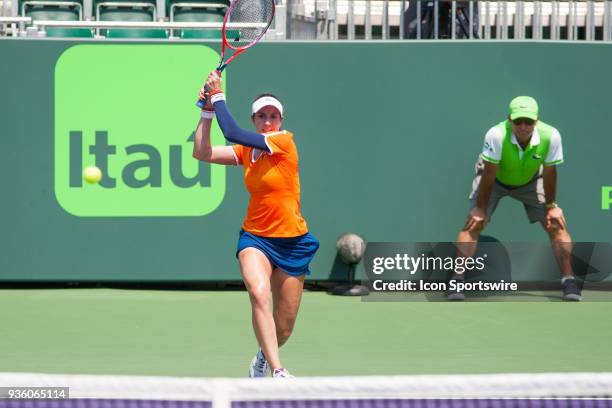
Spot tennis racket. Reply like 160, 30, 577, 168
196, 0, 275, 108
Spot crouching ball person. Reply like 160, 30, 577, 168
453, 96, 580, 302
192, 71, 319, 378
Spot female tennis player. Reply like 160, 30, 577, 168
192, 71, 319, 379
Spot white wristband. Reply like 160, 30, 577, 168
201, 110, 215, 120
210, 92, 225, 105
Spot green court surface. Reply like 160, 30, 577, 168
1, 289, 611, 377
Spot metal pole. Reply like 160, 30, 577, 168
603, 0, 612, 41
400, 0, 405, 39
556, 0, 561, 40
502, 0, 508, 39
314, 0, 318, 40
609, 0, 612, 42
520, 0, 525, 40
485, 0, 490, 39
382, 0, 388, 40
551, 0, 557, 40
477, 1, 491, 40
533, 0, 538, 40
285, 0, 294, 40
347, 0, 354, 40
573, 0, 577, 40
469, 0, 474, 39
568, 0, 573, 40
533, 0, 541, 40
365, 0, 371, 40
517, 0, 523, 40
451, 0, 456, 39
572, 0, 578, 41
416, 0, 421, 39
325, 0, 330, 40
495, 2, 502, 39
333, 0, 339, 40
559, 0, 564, 40
586, 0, 594, 41
434, 0, 438, 39
515, 0, 520, 40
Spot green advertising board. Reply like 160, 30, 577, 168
54, 44, 226, 217
0, 39, 611, 281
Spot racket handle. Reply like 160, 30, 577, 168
196, 83, 211, 109
195, 67, 225, 109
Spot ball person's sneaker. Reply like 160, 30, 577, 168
248, 348, 269, 378
272, 368, 294, 379
562, 277, 582, 301
447, 273, 466, 301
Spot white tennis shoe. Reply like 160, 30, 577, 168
272, 368, 294, 379
248, 348, 270, 378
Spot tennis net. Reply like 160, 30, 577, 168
1, 372, 611, 408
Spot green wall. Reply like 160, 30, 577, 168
1, 39, 611, 281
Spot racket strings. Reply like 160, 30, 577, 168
226, 0, 274, 49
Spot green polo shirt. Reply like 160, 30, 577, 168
480, 120, 564, 186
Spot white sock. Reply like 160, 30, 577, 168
561, 276, 575, 284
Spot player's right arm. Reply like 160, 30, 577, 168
464, 128, 501, 231
472, 161, 499, 216
464, 161, 499, 231
193, 87, 239, 166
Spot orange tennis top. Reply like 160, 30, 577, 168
232, 130, 308, 238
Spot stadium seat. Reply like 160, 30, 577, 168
95, 0, 167, 38
168, 0, 226, 39
21, 0, 93, 37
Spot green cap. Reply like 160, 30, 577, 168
509, 96, 539, 120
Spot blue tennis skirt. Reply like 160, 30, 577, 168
236, 229, 320, 276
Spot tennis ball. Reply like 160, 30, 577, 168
83, 166, 102, 184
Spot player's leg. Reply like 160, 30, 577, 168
271, 268, 305, 348
515, 177, 580, 300
515, 176, 573, 277
540, 217, 580, 300
452, 210, 483, 301
451, 162, 505, 300
456, 159, 505, 257
541, 221, 573, 278
540, 219, 580, 301
238, 247, 281, 373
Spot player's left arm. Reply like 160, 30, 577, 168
542, 128, 566, 229
205, 71, 271, 152
542, 166, 566, 230
542, 165, 558, 206
192, 87, 240, 165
